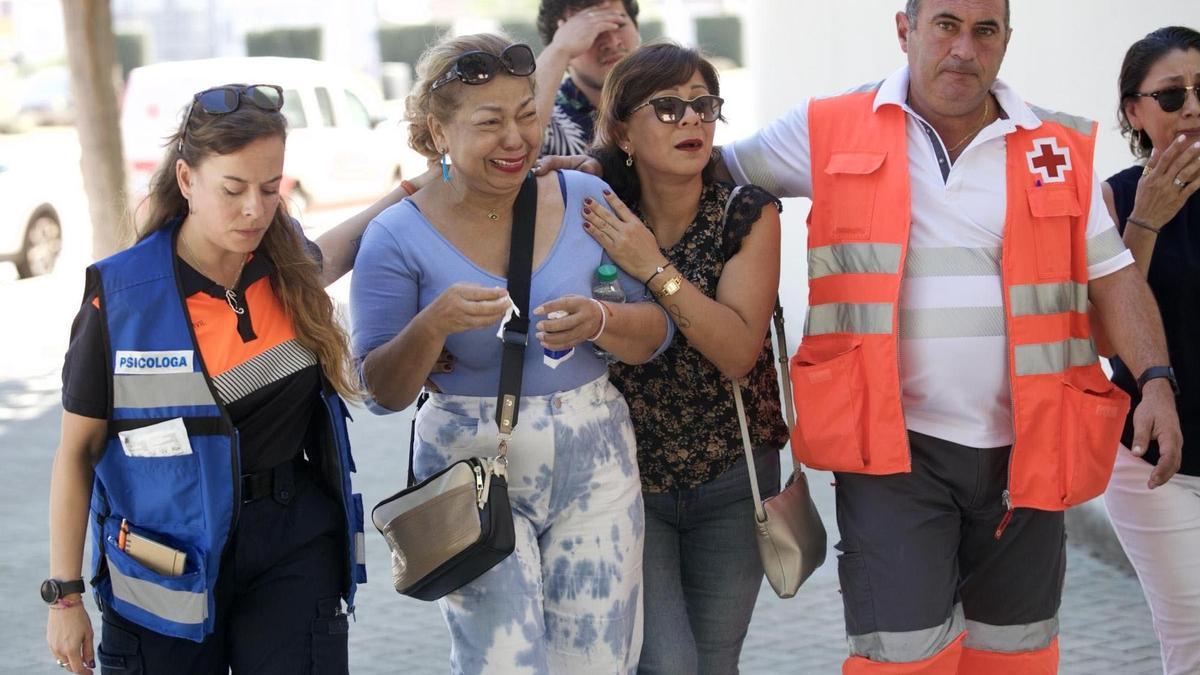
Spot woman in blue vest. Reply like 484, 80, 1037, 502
1101, 26, 1200, 675
45, 84, 365, 674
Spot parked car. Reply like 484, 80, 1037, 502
0, 161, 63, 278
121, 57, 425, 221
18, 66, 74, 127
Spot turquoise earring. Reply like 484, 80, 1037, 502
440, 152, 450, 182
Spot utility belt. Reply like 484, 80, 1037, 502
241, 454, 308, 505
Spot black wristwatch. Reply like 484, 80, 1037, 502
1137, 366, 1180, 396
40, 578, 85, 604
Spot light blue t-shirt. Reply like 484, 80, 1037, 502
350, 170, 671, 409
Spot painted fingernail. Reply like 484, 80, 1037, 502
583, 221, 592, 229
583, 207, 592, 214
603, 189, 612, 195
1179, 135, 1187, 143
584, 197, 593, 204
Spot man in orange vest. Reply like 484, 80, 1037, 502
713, 0, 1184, 673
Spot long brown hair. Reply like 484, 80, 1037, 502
590, 40, 721, 206
140, 89, 361, 401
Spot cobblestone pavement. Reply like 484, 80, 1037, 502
0, 370, 1162, 674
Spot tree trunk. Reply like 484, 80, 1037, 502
61, 0, 127, 259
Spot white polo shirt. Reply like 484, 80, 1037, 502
725, 67, 1132, 449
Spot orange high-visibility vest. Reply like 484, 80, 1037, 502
790, 88, 1130, 512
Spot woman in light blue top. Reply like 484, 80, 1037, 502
351, 33, 670, 674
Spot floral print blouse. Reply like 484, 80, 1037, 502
609, 181, 790, 492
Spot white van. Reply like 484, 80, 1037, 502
122, 57, 425, 218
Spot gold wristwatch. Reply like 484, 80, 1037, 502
654, 273, 684, 299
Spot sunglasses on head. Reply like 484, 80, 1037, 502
1132, 84, 1200, 113
628, 95, 724, 124
430, 44, 537, 91
178, 84, 285, 152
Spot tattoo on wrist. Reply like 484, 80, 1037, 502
668, 304, 691, 329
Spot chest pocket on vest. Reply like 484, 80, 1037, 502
822, 152, 887, 240
1027, 186, 1082, 280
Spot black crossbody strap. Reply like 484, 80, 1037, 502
772, 298, 795, 431
496, 173, 538, 434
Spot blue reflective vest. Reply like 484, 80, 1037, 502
87, 224, 365, 642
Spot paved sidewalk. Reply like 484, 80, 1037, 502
0, 369, 1162, 674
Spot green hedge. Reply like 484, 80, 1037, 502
694, 15, 741, 66
114, 32, 146, 81
499, 20, 543, 53
245, 27, 322, 60
639, 18, 664, 42
378, 24, 452, 78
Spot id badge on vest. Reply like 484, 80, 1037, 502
118, 418, 194, 458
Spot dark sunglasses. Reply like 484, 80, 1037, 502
178, 84, 285, 152
628, 95, 724, 124
1132, 84, 1200, 113
430, 44, 537, 91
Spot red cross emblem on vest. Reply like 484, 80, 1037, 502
1026, 137, 1072, 184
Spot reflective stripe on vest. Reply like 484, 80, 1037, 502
1008, 281, 1088, 316
808, 243, 902, 278
805, 302, 893, 335
1014, 338, 1098, 376
109, 562, 209, 625
112, 372, 217, 409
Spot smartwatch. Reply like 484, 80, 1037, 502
1136, 366, 1180, 396
40, 578, 85, 605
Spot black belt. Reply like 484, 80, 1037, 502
241, 455, 305, 504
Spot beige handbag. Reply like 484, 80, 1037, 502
731, 303, 827, 599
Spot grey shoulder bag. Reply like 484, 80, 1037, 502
724, 185, 827, 599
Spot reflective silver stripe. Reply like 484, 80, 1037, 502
904, 246, 1000, 277
849, 603, 965, 662
899, 307, 1006, 339
1029, 105, 1095, 136
809, 243, 902, 278
964, 616, 1058, 653
729, 136, 787, 196
804, 303, 893, 336
1087, 227, 1127, 267
113, 372, 216, 409
109, 563, 208, 625
1009, 282, 1088, 316
1014, 338, 1098, 376
355, 532, 366, 566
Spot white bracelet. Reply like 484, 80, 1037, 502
587, 298, 607, 342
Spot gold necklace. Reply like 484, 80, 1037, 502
946, 97, 991, 154
178, 231, 249, 314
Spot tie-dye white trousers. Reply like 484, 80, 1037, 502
412, 374, 645, 674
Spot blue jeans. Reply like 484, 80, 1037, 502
638, 448, 781, 675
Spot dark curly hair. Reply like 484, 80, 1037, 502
536, 0, 640, 46
1117, 26, 1200, 160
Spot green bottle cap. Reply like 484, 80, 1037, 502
596, 264, 619, 282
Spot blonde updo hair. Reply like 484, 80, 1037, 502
405, 33, 534, 159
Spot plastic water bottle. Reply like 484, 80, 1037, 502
591, 263, 626, 361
